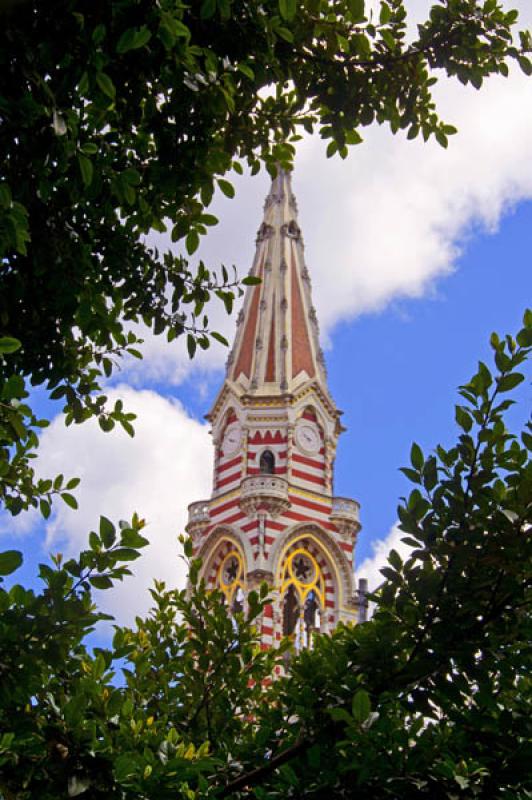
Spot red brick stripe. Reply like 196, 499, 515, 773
289, 494, 331, 515
210, 497, 239, 517
292, 468, 326, 487
292, 452, 325, 470
218, 455, 242, 473
216, 470, 241, 489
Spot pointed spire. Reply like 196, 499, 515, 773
225, 168, 328, 398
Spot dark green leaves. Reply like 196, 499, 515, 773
95, 71, 116, 99
217, 179, 235, 199
410, 442, 424, 470
100, 516, 116, 548
116, 26, 152, 53
351, 689, 371, 723
0, 337, 21, 355
347, 0, 365, 22
279, 0, 297, 21
455, 405, 473, 432
0, 550, 23, 576
497, 372, 524, 392
61, 492, 78, 510
77, 154, 93, 187
186, 230, 200, 255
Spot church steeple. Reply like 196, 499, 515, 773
226, 168, 328, 397
187, 169, 363, 652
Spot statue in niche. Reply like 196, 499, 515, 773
259, 449, 275, 475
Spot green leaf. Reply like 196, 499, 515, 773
279, 0, 296, 21
379, 1, 391, 24
0, 550, 23, 576
328, 707, 353, 724
238, 63, 254, 80
352, 689, 371, 723
112, 547, 141, 561
116, 26, 152, 54
518, 55, 532, 76
186, 230, 200, 255
348, 0, 365, 22
61, 492, 78, 510
455, 405, 473, 432
90, 575, 113, 590
276, 26, 293, 42
187, 334, 197, 359
40, 499, 51, 519
96, 72, 116, 99
77, 154, 93, 187
200, 0, 216, 18
211, 331, 229, 346
0, 183, 13, 208
410, 442, 424, 470
326, 141, 337, 158
218, 179, 235, 198
0, 337, 21, 354
400, 466, 422, 484
497, 373, 524, 392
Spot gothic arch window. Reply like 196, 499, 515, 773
205, 539, 246, 616
280, 546, 325, 652
218, 549, 245, 609
259, 449, 275, 475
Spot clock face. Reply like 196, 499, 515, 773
295, 422, 320, 454
223, 423, 242, 456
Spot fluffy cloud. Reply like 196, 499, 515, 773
33, 386, 212, 623
300, 68, 532, 335
356, 523, 413, 593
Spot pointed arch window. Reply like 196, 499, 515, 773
259, 449, 275, 475
280, 548, 324, 652
218, 550, 245, 612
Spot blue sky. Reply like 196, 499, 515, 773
2, 12, 532, 621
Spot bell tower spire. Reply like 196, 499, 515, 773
227, 168, 328, 396
187, 169, 363, 653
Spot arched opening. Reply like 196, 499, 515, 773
279, 547, 325, 653
259, 449, 275, 475
282, 584, 299, 636
286, 220, 301, 239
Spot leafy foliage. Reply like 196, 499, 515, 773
0, 313, 530, 799
0, 0, 531, 515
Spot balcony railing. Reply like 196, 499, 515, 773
239, 475, 289, 516
186, 500, 210, 532
330, 496, 361, 536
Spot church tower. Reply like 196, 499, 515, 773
187, 170, 363, 651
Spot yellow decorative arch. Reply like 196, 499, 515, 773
275, 531, 343, 605
217, 548, 245, 606
280, 547, 325, 608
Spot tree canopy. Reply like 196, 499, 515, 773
0, 313, 530, 799
1, 0, 531, 515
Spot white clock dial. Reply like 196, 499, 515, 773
223, 423, 242, 456
295, 422, 320, 454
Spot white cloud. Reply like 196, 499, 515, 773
297, 67, 532, 335
356, 522, 413, 593
32, 386, 212, 623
